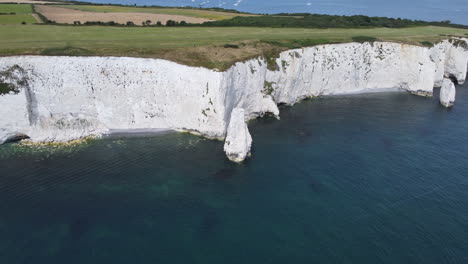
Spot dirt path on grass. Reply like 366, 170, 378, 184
31, 13, 42, 23
36, 5, 211, 25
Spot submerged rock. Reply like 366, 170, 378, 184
224, 108, 252, 163
440, 78, 456, 108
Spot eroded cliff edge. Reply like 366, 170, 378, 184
1, 39, 467, 161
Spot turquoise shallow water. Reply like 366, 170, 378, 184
1, 83, 468, 263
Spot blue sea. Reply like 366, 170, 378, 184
70, 0, 468, 25
1, 83, 468, 263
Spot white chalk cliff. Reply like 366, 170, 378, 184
440, 78, 456, 108
430, 39, 468, 87
0, 39, 467, 162
224, 108, 252, 162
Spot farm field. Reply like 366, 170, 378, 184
36, 5, 212, 24
0, 3, 37, 24
52, 4, 254, 20
0, 3, 32, 13
0, 25, 466, 69
0, 14, 36, 24
0, 0, 52, 3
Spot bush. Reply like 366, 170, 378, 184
84, 21, 120, 26
260, 39, 337, 51
262, 49, 282, 71
223, 44, 239, 48
40, 46, 95, 56
449, 38, 468, 50
156, 21, 162, 26
166, 20, 177, 26
126, 21, 135, 26
0, 82, 16, 95
351, 36, 378, 43
420, 41, 434, 47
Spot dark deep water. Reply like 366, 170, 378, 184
1, 83, 468, 263
72, 0, 468, 25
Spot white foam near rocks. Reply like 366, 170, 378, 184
0, 39, 467, 162
440, 78, 456, 108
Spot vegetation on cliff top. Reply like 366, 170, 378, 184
0, 25, 466, 70
1, 2, 467, 70
0, 25, 468, 70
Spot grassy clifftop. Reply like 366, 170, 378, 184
0, 25, 467, 70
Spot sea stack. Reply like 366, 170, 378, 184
440, 78, 456, 108
224, 108, 252, 163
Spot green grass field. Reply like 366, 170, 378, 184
0, 4, 33, 14
1, 25, 465, 49
0, 4, 36, 24
0, 14, 36, 24
0, 24, 466, 69
53, 4, 254, 20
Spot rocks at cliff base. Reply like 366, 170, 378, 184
440, 78, 456, 108
224, 108, 252, 163
0, 129, 28, 144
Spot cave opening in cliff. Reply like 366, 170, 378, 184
448, 75, 459, 85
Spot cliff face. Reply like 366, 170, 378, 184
0, 57, 227, 143
431, 39, 468, 87
226, 41, 438, 113
1, 39, 467, 161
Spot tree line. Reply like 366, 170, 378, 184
67, 20, 188, 26
197, 14, 468, 29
